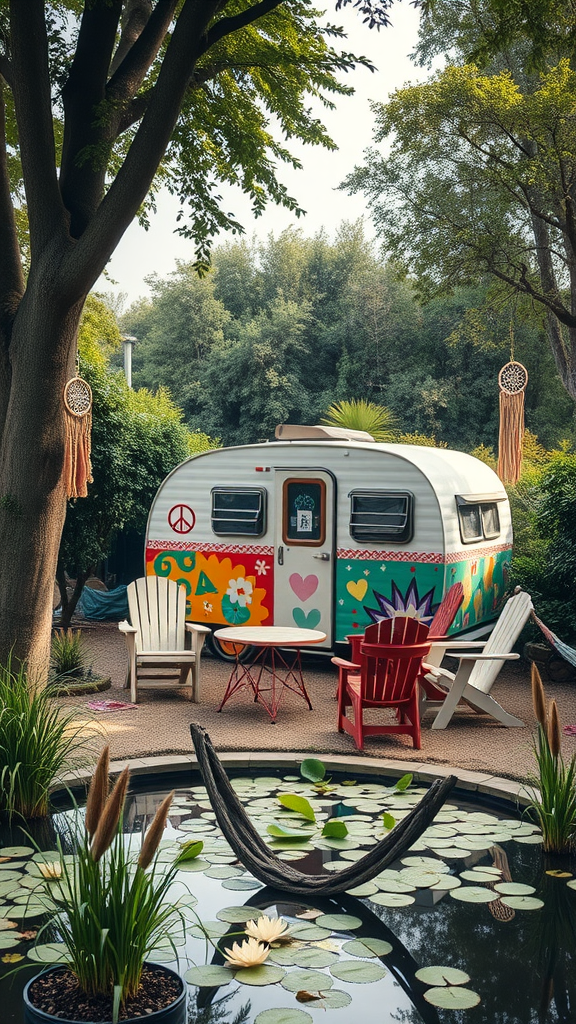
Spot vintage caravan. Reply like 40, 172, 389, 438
145, 425, 513, 657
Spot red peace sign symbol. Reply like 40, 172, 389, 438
168, 504, 196, 534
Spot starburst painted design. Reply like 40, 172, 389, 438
364, 579, 438, 626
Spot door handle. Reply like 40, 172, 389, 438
313, 552, 330, 561
278, 545, 283, 565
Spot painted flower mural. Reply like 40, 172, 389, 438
226, 577, 253, 608
364, 580, 439, 626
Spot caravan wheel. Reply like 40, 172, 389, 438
208, 634, 254, 663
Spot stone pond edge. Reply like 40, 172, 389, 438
58, 752, 537, 808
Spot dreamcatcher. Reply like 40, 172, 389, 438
63, 373, 93, 498
497, 338, 528, 484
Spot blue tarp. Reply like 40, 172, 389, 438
77, 585, 129, 621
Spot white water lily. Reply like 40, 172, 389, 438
245, 914, 291, 945
37, 861, 62, 880
223, 937, 271, 968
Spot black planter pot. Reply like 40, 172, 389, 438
23, 964, 186, 1024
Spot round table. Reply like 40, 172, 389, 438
214, 626, 327, 722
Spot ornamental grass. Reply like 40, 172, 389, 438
527, 664, 576, 854
37, 747, 183, 1023
0, 658, 92, 818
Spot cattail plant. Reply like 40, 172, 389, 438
34, 747, 182, 1023
527, 665, 576, 854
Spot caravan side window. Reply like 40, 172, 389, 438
211, 488, 266, 536
456, 498, 500, 543
349, 491, 413, 544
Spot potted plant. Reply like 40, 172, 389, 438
23, 746, 187, 1024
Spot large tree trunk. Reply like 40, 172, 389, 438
0, 265, 84, 681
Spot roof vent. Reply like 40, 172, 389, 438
275, 424, 375, 442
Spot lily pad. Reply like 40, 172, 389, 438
217, 906, 264, 924
27, 943, 70, 963
267, 824, 314, 840
289, 924, 332, 941
330, 960, 387, 984
235, 965, 286, 986
460, 870, 500, 883
450, 887, 499, 904
267, 947, 302, 966
424, 986, 481, 1009
494, 882, 536, 896
187, 921, 229, 939
0, 847, 33, 858
281, 969, 334, 993
370, 892, 415, 907
514, 835, 543, 845
342, 938, 392, 958
415, 966, 470, 986
184, 965, 234, 987
176, 858, 210, 873
255, 1010, 313, 1024
429, 875, 461, 891
500, 896, 544, 911
315, 913, 362, 932
291, 948, 340, 969
204, 866, 244, 879
0, 933, 21, 949
567, 879, 576, 890
222, 877, 263, 891
374, 878, 416, 893
345, 881, 379, 897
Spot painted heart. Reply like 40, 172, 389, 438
346, 579, 368, 601
292, 607, 321, 630
289, 573, 319, 602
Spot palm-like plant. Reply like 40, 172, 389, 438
321, 399, 397, 442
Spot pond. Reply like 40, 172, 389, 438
1, 768, 575, 1024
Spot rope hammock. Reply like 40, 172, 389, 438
531, 611, 576, 670
190, 724, 457, 896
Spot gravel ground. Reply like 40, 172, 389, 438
64, 620, 576, 782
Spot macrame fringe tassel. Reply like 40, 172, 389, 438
63, 409, 93, 498
497, 388, 524, 485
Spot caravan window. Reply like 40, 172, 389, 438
457, 499, 500, 543
211, 488, 266, 536
349, 491, 413, 544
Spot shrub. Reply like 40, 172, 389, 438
51, 628, 87, 678
0, 660, 92, 818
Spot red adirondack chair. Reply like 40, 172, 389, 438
334, 616, 432, 750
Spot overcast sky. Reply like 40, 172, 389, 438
97, 3, 426, 308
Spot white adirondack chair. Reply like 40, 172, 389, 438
420, 589, 533, 729
118, 576, 210, 703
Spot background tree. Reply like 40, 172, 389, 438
0, 0, 391, 676
343, 4, 576, 402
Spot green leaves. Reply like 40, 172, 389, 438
300, 759, 326, 783
175, 840, 204, 865
277, 794, 316, 822
321, 820, 349, 839
394, 774, 413, 792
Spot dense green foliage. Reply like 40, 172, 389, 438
122, 224, 573, 449
343, 1, 576, 400
57, 298, 214, 623
510, 447, 576, 643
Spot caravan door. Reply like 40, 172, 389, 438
274, 469, 334, 645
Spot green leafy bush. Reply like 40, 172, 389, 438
0, 660, 91, 818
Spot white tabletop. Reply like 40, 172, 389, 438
214, 626, 327, 647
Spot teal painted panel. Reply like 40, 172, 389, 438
334, 549, 512, 643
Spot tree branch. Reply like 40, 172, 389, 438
201, 0, 285, 53
9, 0, 66, 251
0, 80, 24, 328
60, 0, 123, 236
108, 0, 179, 99
60, 0, 223, 300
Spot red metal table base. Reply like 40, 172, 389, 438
217, 644, 314, 723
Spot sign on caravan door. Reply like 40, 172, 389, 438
274, 469, 334, 645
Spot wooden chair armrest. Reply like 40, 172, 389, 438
452, 652, 520, 662
331, 657, 360, 671
185, 623, 212, 635
430, 640, 487, 649
118, 621, 137, 634
421, 662, 442, 678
